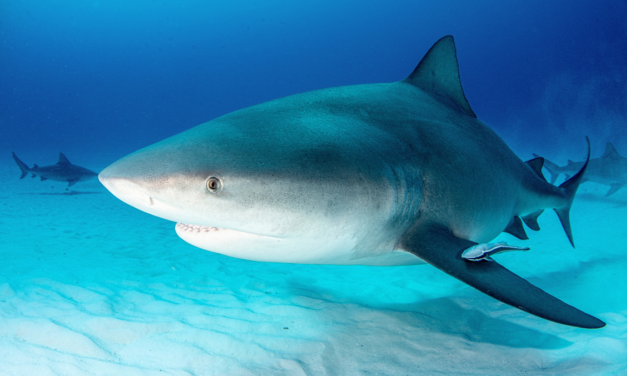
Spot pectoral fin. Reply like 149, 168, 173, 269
605, 183, 624, 197
401, 223, 605, 329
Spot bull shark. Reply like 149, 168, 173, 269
534, 142, 627, 196
99, 36, 604, 328
12, 152, 98, 187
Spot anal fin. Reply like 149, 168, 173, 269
401, 223, 605, 329
522, 210, 544, 231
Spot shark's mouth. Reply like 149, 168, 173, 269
174, 222, 288, 262
175, 222, 281, 240
175, 223, 221, 233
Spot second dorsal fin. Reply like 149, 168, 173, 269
525, 157, 546, 182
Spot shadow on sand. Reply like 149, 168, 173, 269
19, 191, 104, 196
284, 281, 573, 350
283, 255, 627, 353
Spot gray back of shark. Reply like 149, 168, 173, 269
12, 152, 98, 187
536, 142, 627, 196
99, 36, 604, 329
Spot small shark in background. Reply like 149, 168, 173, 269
12, 152, 98, 187
534, 142, 627, 196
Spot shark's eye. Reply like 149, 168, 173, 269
206, 176, 223, 193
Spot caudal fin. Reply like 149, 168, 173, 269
554, 138, 590, 247
11, 152, 30, 179
533, 153, 562, 184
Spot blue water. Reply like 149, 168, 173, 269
1, 1, 627, 375
2, 0, 626, 158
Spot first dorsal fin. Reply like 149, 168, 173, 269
58, 153, 71, 165
404, 35, 476, 118
602, 142, 622, 159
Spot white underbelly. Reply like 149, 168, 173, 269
175, 223, 424, 266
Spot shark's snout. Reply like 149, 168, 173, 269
99, 168, 154, 209
99, 161, 200, 225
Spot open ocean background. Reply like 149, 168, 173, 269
1, 1, 626, 375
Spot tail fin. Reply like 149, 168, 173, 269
533, 153, 561, 184
554, 137, 590, 247
11, 152, 30, 179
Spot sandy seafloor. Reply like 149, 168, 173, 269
0, 152, 626, 376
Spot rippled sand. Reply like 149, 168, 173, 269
0, 160, 625, 375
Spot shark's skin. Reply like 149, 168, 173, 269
534, 142, 627, 196
12, 152, 98, 187
99, 36, 604, 328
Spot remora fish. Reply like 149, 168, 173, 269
534, 142, 627, 196
99, 36, 604, 328
12, 152, 98, 187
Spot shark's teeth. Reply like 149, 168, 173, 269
176, 223, 220, 233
